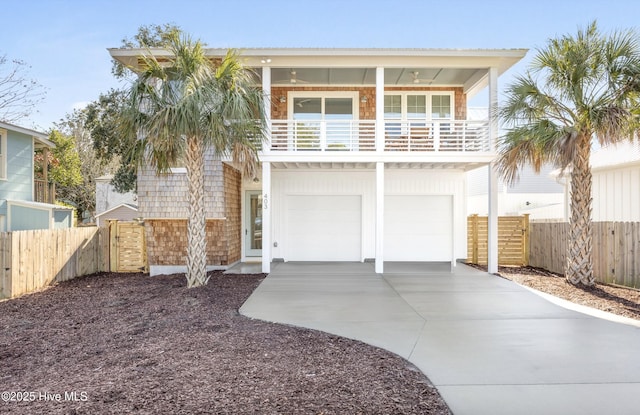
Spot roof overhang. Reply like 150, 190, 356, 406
7, 200, 72, 210
0, 121, 53, 148
95, 203, 139, 218
108, 47, 527, 98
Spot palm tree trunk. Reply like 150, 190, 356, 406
566, 135, 594, 286
185, 135, 209, 287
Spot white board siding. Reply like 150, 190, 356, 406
592, 164, 640, 221
286, 195, 361, 261
385, 195, 452, 261
270, 168, 467, 262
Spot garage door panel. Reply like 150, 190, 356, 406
385, 195, 452, 261
286, 195, 361, 261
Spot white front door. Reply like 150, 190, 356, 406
245, 191, 262, 257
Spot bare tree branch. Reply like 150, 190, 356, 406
0, 54, 47, 123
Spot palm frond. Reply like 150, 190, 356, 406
498, 20, 640, 185
497, 121, 569, 184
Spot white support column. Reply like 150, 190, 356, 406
487, 67, 499, 274
375, 67, 384, 153
375, 161, 384, 274
261, 161, 271, 273
488, 164, 499, 274
451, 194, 456, 272
262, 66, 272, 153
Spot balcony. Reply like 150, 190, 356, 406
267, 119, 490, 153
34, 180, 56, 204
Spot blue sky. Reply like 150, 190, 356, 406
3, 0, 640, 130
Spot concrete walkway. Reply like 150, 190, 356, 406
239, 262, 640, 415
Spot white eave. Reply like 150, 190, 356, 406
7, 200, 73, 210
109, 46, 526, 70
0, 121, 53, 148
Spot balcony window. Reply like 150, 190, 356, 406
384, 95, 402, 136
289, 92, 357, 150
431, 95, 452, 119
385, 92, 454, 121
407, 95, 427, 119
384, 95, 402, 118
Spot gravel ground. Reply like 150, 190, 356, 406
0, 271, 451, 414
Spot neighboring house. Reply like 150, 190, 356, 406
95, 203, 139, 227
467, 164, 565, 220
0, 121, 73, 231
560, 140, 640, 221
109, 47, 527, 275
94, 174, 138, 226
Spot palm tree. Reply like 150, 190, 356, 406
497, 21, 640, 287
120, 32, 266, 287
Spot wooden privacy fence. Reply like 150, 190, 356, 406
467, 214, 530, 266
0, 227, 109, 299
529, 221, 640, 288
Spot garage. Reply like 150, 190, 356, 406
384, 195, 452, 261
285, 195, 362, 261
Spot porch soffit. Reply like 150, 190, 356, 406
108, 47, 527, 95
269, 67, 482, 88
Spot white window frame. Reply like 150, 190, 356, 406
0, 129, 7, 180
286, 91, 360, 150
383, 92, 455, 121
287, 91, 360, 121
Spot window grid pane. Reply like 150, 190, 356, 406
407, 95, 426, 119
384, 95, 401, 119
431, 95, 452, 119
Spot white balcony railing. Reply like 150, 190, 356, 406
270, 120, 376, 151
267, 119, 490, 153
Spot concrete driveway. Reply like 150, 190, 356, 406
239, 262, 640, 415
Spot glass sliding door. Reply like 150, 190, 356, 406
292, 98, 321, 149
290, 93, 357, 150
325, 97, 353, 150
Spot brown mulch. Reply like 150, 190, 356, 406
0, 272, 450, 414
474, 264, 640, 321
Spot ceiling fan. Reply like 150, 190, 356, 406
274, 70, 309, 84
295, 98, 313, 108
410, 71, 435, 84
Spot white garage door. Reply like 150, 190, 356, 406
384, 195, 452, 261
286, 195, 362, 261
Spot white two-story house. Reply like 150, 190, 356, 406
109, 47, 526, 275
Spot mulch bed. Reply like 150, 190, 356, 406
0, 272, 450, 414
471, 264, 640, 321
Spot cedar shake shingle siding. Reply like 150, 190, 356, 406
145, 219, 229, 266
137, 151, 226, 219
139, 153, 243, 268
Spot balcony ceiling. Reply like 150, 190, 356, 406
268, 67, 481, 87
109, 47, 527, 96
